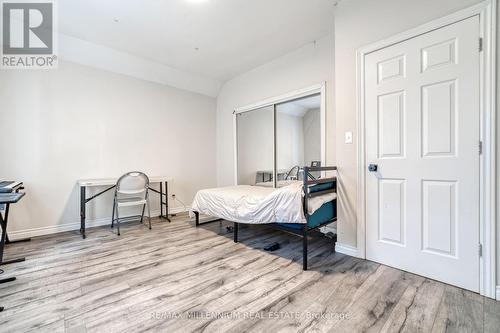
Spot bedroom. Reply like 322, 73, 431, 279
0, 0, 499, 332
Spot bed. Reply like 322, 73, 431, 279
190, 166, 337, 270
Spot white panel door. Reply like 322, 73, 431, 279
365, 16, 480, 291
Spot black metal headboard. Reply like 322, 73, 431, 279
301, 166, 337, 218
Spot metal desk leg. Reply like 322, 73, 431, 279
0, 205, 25, 265
303, 228, 308, 271
80, 186, 86, 239
0, 276, 15, 284
233, 222, 238, 243
0, 269, 15, 314
0, 257, 24, 265
0, 213, 7, 264
159, 182, 163, 219
165, 181, 171, 222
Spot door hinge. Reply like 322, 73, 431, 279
479, 243, 483, 257
479, 141, 483, 155
479, 38, 483, 52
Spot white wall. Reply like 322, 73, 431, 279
333, 0, 499, 285
59, 34, 221, 97
216, 34, 335, 187
0, 61, 217, 237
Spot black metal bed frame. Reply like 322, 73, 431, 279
193, 166, 337, 270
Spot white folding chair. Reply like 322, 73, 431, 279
285, 165, 301, 180
111, 171, 151, 236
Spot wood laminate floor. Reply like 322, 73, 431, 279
0, 214, 498, 333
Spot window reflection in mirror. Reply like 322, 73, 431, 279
236, 106, 274, 186
276, 94, 321, 187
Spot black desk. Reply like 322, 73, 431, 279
0, 192, 26, 313
0, 192, 26, 264
0, 181, 29, 244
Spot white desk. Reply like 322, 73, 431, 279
77, 176, 172, 239
255, 169, 288, 183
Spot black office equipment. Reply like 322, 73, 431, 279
0, 181, 22, 193
310, 161, 321, 168
0, 181, 14, 191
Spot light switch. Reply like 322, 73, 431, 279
345, 131, 353, 144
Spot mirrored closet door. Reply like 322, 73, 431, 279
236, 106, 274, 187
276, 94, 321, 187
235, 90, 323, 188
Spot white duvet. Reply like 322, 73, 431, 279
190, 181, 336, 224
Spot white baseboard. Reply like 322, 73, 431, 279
335, 242, 358, 257
168, 207, 189, 216
8, 206, 188, 240
496, 286, 500, 300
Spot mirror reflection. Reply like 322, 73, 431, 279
236, 106, 274, 186
236, 93, 322, 188
276, 94, 321, 187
